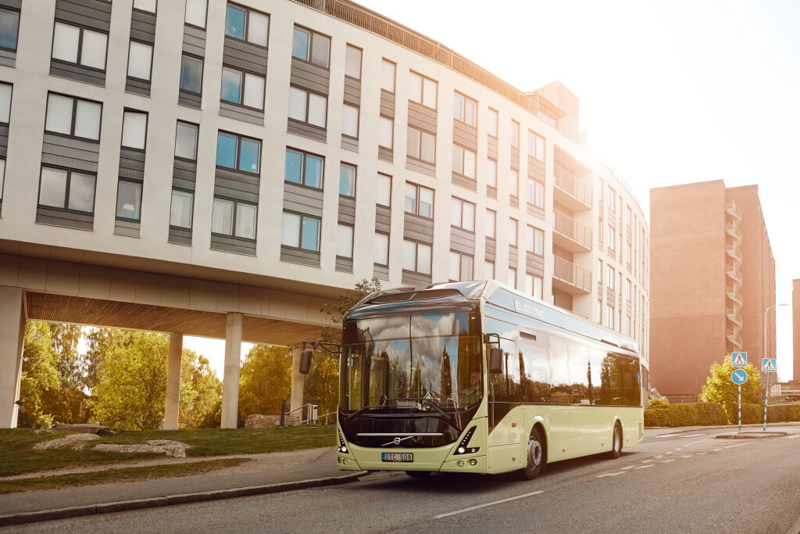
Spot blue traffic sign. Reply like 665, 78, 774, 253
731, 369, 748, 385
762, 358, 777, 372
732, 352, 747, 367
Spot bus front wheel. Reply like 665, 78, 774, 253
607, 422, 622, 459
517, 427, 545, 480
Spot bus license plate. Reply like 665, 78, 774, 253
382, 453, 413, 462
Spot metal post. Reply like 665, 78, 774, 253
763, 372, 770, 431
280, 399, 286, 428
738, 385, 742, 434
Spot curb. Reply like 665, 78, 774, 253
0, 471, 368, 527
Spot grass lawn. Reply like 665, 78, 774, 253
0, 458, 250, 494
0, 426, 336, 478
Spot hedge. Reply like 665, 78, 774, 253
645, 402, 800, 427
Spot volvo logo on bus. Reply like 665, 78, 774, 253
383, 436, 414, 447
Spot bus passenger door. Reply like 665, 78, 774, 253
488, 337, 522, 447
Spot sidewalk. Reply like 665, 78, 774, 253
0, 447, 366, 527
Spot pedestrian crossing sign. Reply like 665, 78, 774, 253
732, 352, 747, 367
762, 358, 777, 372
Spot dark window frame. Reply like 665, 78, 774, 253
174, 120, 200, 162
339, 162, 356, 198
115, 178, 143, 222
211, 196, 258, 241
291, 24, 331, 69
224, 2, 270, 49
284, 147, 325, 190
44, 91, 103, 143
282, 210, 321, 252
220, 65, 266, 111
288, 84, 328, 129
451, 196, 475, 233
409, 70, 438, 110
406, 125, 436, 165
37, 165, 98, 215
402, 238, 432, 276
453, 91, 477, 127
179, 53, 204, 95
0, 7, 20, 52
169, 187, 195, 230
50, 20, 109, 73
121, 108, 149, 152
126, 39, 154, 82
404, 182, 434, 219
344, 43, 362, 81
216, 130, 261, 175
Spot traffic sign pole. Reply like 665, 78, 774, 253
738, 385, 742, 433
763, 371, 770, 432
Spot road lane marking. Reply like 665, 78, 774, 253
725, 442, 752, 448
661, 460, 675, 463
655, 455, 664, 459
685, 440, 707, 447
434, 491, 544, 519
785, 435, 800, 439
621, 466, 636, 470
680, 455, 693, 458
597, 472, 627, 478
697, 452, 707, 455
674, 448, 682, 451
665, 451, 674, 455
655, 433, 706, 438
635, 465, 654, 470
641, 459, 653, 463
712, 448, 722, 451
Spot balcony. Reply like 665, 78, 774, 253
726, 307, 742, 327
725, 223, 742, 242
726, 285, 742, 306
554, 165, 593, 212
552, 211, 592, 253
725, 244, 742, 263
552, 256, 592, 295
725, 201, 742, 221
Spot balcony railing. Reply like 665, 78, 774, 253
554, 165, 593, 208
553, 256, 592, 293
553, 211, 592, 250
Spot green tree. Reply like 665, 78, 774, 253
40, 324, 92, 424
238, 345, 293, 425
318, 278, 382, 343
700, 355, 762, 423
179, 348, 222, 429
18, 322, 61, 428
90, 331, 169, 430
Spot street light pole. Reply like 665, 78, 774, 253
762, 302, 788, 431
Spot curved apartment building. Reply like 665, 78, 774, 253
0, 0, 650, 427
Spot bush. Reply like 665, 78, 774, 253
648, 398, 670, 409
644, 402, 727, 427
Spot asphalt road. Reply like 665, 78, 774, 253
6, 426, 800, 534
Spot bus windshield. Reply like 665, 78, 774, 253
340, 311, 482, 413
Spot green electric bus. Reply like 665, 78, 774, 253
334, 280, 643, 479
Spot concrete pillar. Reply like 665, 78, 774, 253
220, 312, 243, 429
290, 347, 305, 416
0, 287, 25, 428
163, 333, 183, 430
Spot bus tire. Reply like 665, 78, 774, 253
607, 422, 622, 459
517, 427, 545, 480
406, 471, 431, 478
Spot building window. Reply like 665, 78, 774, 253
484, 260, 495, 280
376, 173, 391, 207
407, 126, 435, 164
292, 26, 330, 68
379, 116, 393, 149
607, 223, 615, 251
337, 224, 354, 259
374, 232, 389, 266
342, 104, 359, 138
533, 275, 543, 299
626, 206, 632, 228
134, 0, 157, 13
0, 83, 11, 124
625, 279, 632, 302
509, 217, 518, 248
52, 22, 108, 71
452, 145, 476, 179
175, 121, 199, 160
180, 55, 203, 94
488, 108, 498, 138
607, 265, 615, 290
403, 240, 431, 275
221, 67, 265, 110
527, 226, 544, 255
381, 59, 396, 92
216, 131, 260, 174
597, 259, 603, 285
511, 120, 519, 148
409, 71, 437, 109
528, 130, 545, 161
404, 183, 433, 218
485, 209, 496, 239
170, 190, 193, 229
608, 186, 616, 211
288, 86, 327, 128
507, 267, 517, 289
45, 93, 102, 141
185, 0, 208, 28
605, 304, 614, 329
450, 197, 475, 232
449, 251, 474, 282
225, 3, 269, 47
0, 8, 20, 51
121, 110, 148, 150
345, 44, 361, 79
127, 41, 153, 81
284, 148, 323, 189
212, 198, 257, 239
116, 181, 142, 221
453, 92, 476, 126
510, 169, 519, 198
625, 242, 632, 266
39, 167, 96, 213
339, 163, 355, 197
526, 179, 544, 209
487, 159, 497, 188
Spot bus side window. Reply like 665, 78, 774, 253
568, 341, 591, 405
548, 336, 571, 404
520, 332, 549, 402
491, 337, 521, 401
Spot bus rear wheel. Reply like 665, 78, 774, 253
517, 427, 545, 480
606, 422, 622, 459
406, 471, 431, 478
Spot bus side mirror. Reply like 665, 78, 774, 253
489, 348, 504, 374
300, 349, 313, 374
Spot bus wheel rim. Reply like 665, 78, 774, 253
528, 438, 542, 467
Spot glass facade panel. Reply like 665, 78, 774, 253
288, 86, 307, 121
68, 173, 95, 212
301, 217, 320, 251
379, 116, 393, 148
220, 67, 242, 104
284, 149, 302, 184
420, 131, 435, 163
418, 187, 433, 218
81, 30, 107, 70
291, 27, 310, 61
381, 59, 395, 92
212, 198, 234, 235
0, 83, 10, 123
402, 240, 416, 271
374, 232, 389, 265
116, 181, 142, 220
39, 168, 68, 208
127, 41, 152, 80
170, 190, 193, 228
307, 92, 327, 127
336, 224, 353, 258
406, 127, 420, 159
52, 23, 79, 63
305, 155, 322, 188
175, 122, 198, 160
311, 33, 330, 67
339, 164, 355, 197
225, 5, 246, 40
0, 8, 19, 50
185, 0, 208, 28
248, 11, 269, 47
487, 159, 497, 187
281, 211, 301, 246
236, 203, 257, 239
133, 0, 157, 12
45, 94, 73, 135
422, 78, 436, 109
417, 243, 432, 274
376, 174, 391, 206
239, 137, 260, 173
180, 55, 203, 93
243, 73, 265, 109
74, 100, 101, 140
342, 104, 358, 137
122, 111, 147, 150
345, 45, 361, 79
216, 132, 237, 168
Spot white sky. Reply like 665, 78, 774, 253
190, 0, 799, 381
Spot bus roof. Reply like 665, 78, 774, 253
347, 280, 639, 355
